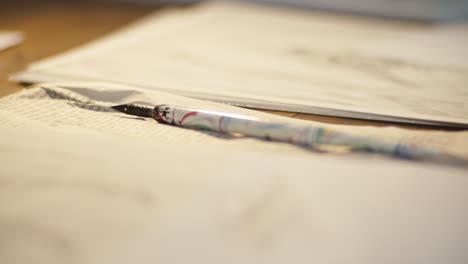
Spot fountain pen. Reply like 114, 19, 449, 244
111, 103, 464, 164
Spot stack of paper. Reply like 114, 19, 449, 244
13, 2, 468, 127
4, 3, 468, 262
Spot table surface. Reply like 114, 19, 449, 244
0, 1, 459, 130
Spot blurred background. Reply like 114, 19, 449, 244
64, 0, 468, 20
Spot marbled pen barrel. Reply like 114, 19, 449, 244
152, 105, 445, 161
154, 104, 325, 146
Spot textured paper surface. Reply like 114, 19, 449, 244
0, 83, 468, 264
13, 2, 468, 127
1, 82, 468, 158
2, 126, 468, 264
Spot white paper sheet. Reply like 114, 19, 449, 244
13, 2, 468, 127
0, 31, 22, 52
1, 82, 467, 264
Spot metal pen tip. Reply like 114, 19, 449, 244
111, 104, 128, 112
111, 104, 153, 118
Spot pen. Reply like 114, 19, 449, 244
111, 104, 463, 163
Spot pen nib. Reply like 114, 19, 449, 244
111, 104, 153, 118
